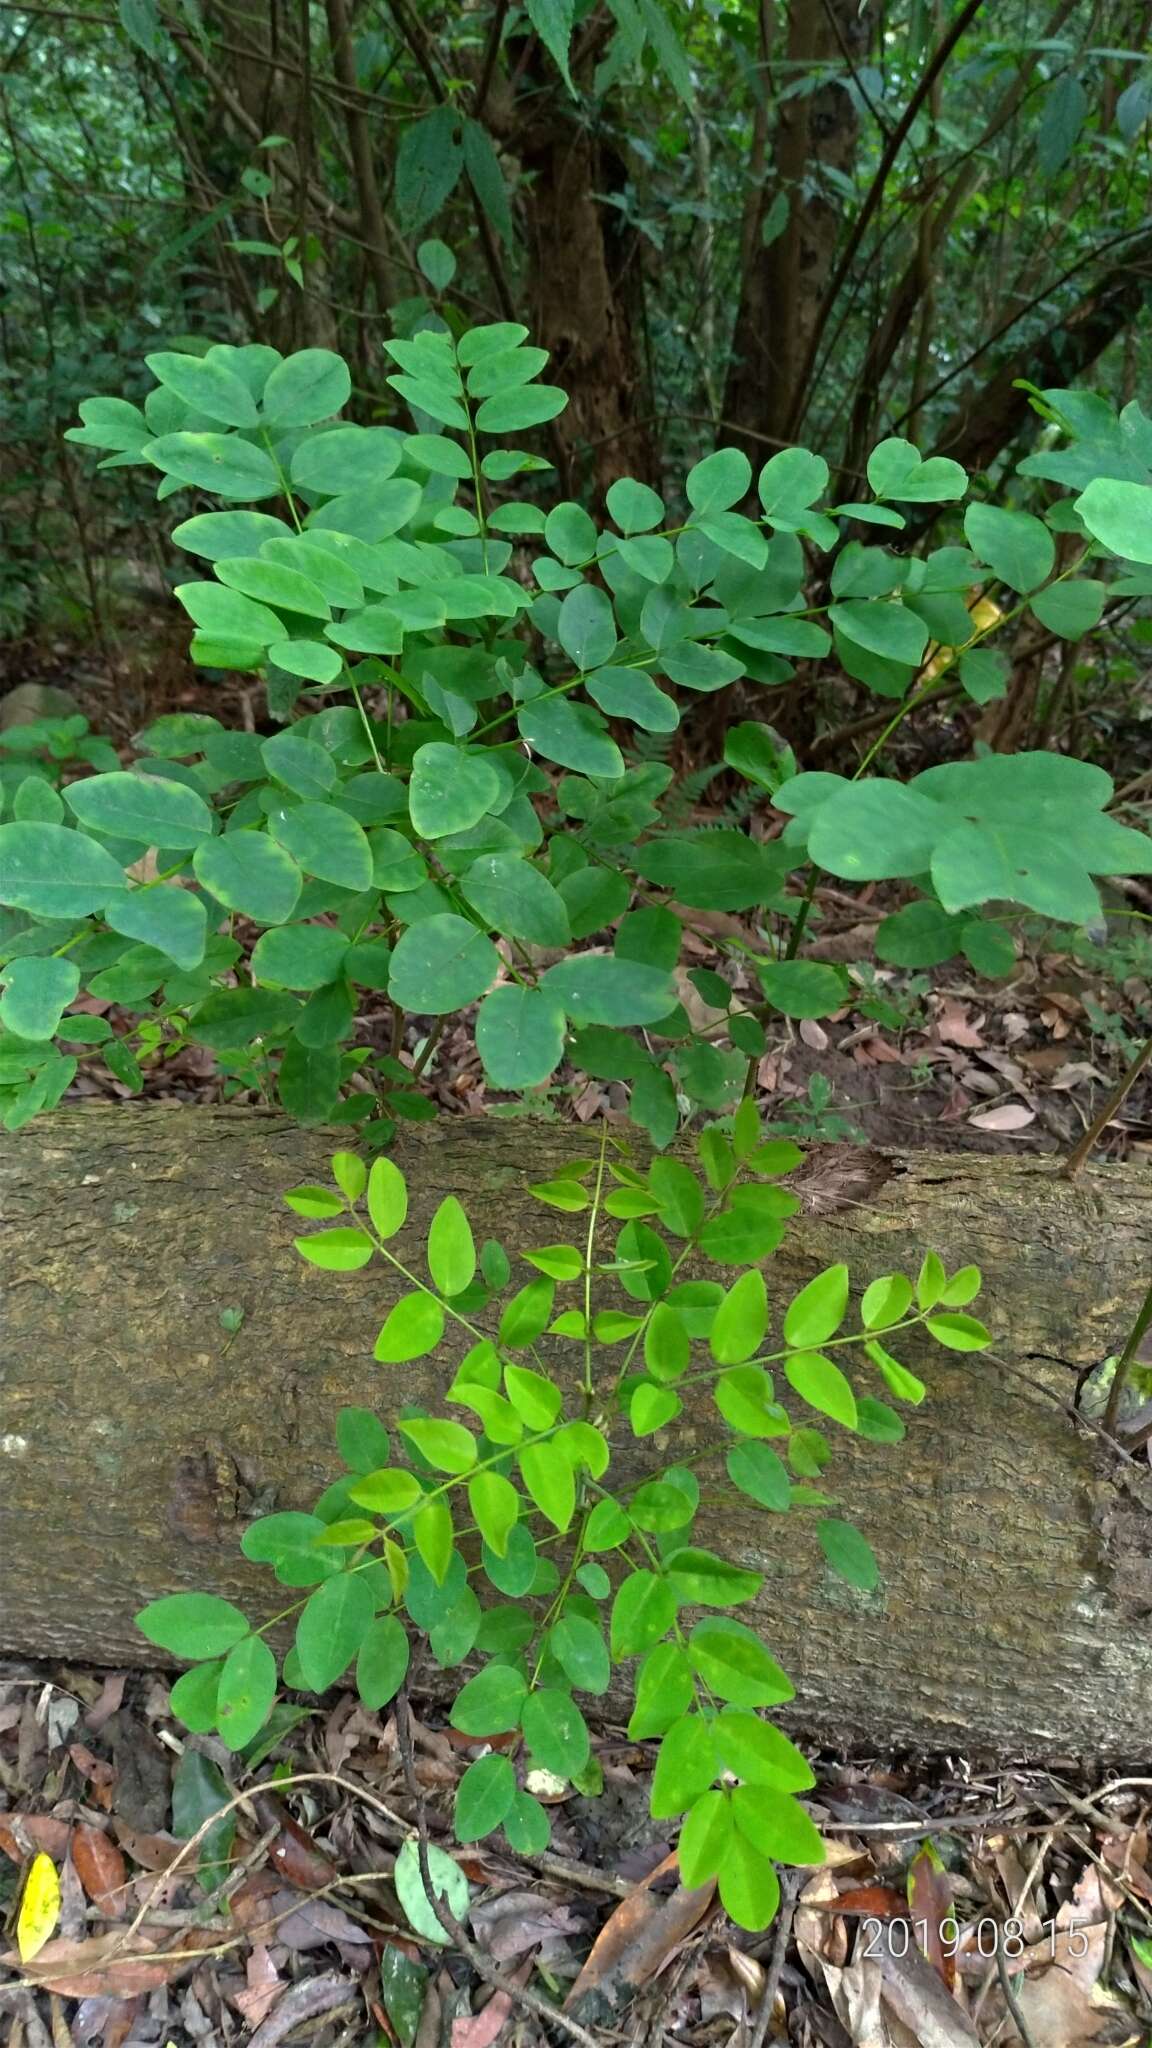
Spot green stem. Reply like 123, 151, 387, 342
1102, 1276, 1152, 1439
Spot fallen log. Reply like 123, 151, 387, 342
2, 1107, 1150, 1758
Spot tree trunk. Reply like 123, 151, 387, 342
485, 27, 655, 496
723, 0, 877, 455
2, 1108, 1151, 1758
931, 229, 1152, 476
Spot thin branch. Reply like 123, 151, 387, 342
785, 0, 985, 436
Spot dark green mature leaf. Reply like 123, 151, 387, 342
540, 955, 672, 1024
388, 915, 499, 1014
65, 770, 212, 847
0, 822, 126, 918
475, 986, 566, 1087
632, 832, 791, 910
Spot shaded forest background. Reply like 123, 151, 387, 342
3, 0, 1152, 689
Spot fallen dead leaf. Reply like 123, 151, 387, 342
5, 1927, 203, 1997
967, 1102, 1037, 1131
71, 1825, 128, 1919
934, 1000, 986, 1049
232, 1943, 283, 2029
565, 1851, 715, 2021
451, 1961, 532, 2048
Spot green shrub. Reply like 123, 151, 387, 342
138, 1123, 990, 1931
0, 330, 1148, 1135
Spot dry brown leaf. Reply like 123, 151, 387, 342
564, 1851, 715, 2019
877, 1944, 980, 2045
71, 1825, 128, 1919
5, 1927, 202, 1997
450, 1962, 531, 2048
968, 1102, 1036, 1131
934, 1001, 986, 1048
232, 1943, 283, 2029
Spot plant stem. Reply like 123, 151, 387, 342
1062, 1029, 1152, 1179
1102, 1275, 1152, 1439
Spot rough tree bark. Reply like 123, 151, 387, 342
723, 0, 877, 455
479, 24, 655, 494
2, 1109, 1151, 1758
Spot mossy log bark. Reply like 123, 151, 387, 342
2, 1107, 1151, 1758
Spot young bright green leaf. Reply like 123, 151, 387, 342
783, 1265, 849, 1348
715, 1710, 814, 1791
710, 1269, 768, 1366
610, 1569, 675, 1657
518, 1441, 574, 1530
455, 1752, 516, 1842
726, 1441, 791, 1511
374, 1292, 446, 1362
294, 1570, 375, 1691
689, 1619, 794, 1707
356, 1614, 410, 1708
295, 1228, 375, 1272
216, 1632, 276, 1751
679, 1789, 735, 1885
427, 1195, 476, 1295
627, 1643, 694, 1738
650, 1712, 717, 1819
784, 1350, 857, 1429
468, 1470, 519, 1557
136, 1592, 251, 1660
367, 1156, 408, 1239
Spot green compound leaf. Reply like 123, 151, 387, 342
107, 883, 207, 969
356, 1614, 411, 1708
427, 1195, 476, 1295
388, 915, 500, 1015
262, 347, 351, 427
295, 1571, 375, 1691
269, 802, 373, 891
817, 1518, 881, 1590
0, 822, 126, 918
455, 1752, 517, 1842
216, 1633, 276, 1751
461, 855, 571, 947
610, 1570, 676, 1657
374, 1292, 446, 1363
632, 831, 791, 911
539, 955, 672, 1025
689, 1618, 794, 1707
137, 1592, 251, 1660
193, 832, 302, 924
0, 957, 81, 1041
476, 986, 567, 1089
521, 1688, 590, 1779
408, 744, 501, 839
784, 1350, 858, 1429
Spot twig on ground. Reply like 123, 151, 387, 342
749, 1871, 800, 2048
996, 1944, 1038, 2048
393, 1686, 603, 2048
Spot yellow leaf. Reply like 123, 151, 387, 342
18, 1852, 61, 1963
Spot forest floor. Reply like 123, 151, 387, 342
1, 1655, 1150, 2048
3, 639, 1152, 2045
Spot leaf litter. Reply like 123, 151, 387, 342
2, 1660, 1151, 2047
